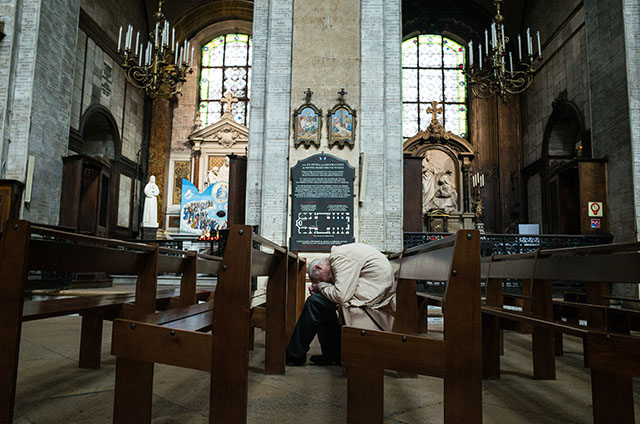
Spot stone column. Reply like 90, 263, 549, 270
245, 0, 294, 244
359, 0, 403, 251
1, 0, 80, 225
148, 97, 172, 229
622, 0, 640, 242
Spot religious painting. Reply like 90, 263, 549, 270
172, 161, 191, 205
292, 89, 321, 148
327, 90, 356, 149
180, 179, 228, 236
421, 148, 459, 215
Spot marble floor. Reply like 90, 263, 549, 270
13, 315, 640, 423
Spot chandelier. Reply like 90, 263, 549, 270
465, 0, 542, 102
117, 0, 193, 98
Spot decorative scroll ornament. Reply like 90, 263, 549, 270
327, 88, 357, 149
293, 88, 322, 148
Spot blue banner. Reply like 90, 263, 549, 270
180, 179, 228, 235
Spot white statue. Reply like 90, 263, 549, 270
218, 156, 230, 181
432, 170, 459, 213
421, 152, 439, 213
142, 175, 160, 228
207, 166, 221, 185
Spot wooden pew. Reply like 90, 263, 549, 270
0, 220, 213, 424
111, 225, 305, 423
481, 241, 640, 423
341, 230, 481, 423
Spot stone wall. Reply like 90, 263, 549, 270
522, 1, 588, 167
521, 1, 590, 228
289, 0, 361, 242
585, 0, 635, 242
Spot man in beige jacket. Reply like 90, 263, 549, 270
286, 243, 395, 366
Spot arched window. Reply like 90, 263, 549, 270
199, 33, 252, 127
402, 34, 467, 140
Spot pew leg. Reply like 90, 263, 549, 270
555, 331, 564, 357
482, 314, 501, 379
591, 369, 634, 424
248, 326, 255, 351
346, 365, 384, 423
113, 358, 154, 423
532, 327, 556, 379
79, 311, 104, 369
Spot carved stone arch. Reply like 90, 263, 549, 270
79, 104, 122, 160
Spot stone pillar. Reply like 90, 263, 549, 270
245, 0, 294, 244
0, 0, 80, 224
148, 98, 172, 229
585, 0, 636, 242
359, 0, 403, 251
622, 0, 640, 242
585, 0, 639, 300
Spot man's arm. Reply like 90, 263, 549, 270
317, 255, 360, 304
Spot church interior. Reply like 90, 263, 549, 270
0, 0, 639, 422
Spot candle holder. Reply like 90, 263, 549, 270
463, 0, 542, 103
472, 172, 486, 233
117, 0, 193, 99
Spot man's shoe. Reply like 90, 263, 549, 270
309, 355, 341, 366
286, 355, 306, 366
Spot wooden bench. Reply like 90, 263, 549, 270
111, 225, 306, 423
341, 230, 481, 423
481, 241, 640, 423
0, 220, 215, 424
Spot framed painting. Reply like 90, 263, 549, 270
327, 89, 356, 149
293, 89, 321, 148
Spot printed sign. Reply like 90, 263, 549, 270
290, 154, 355, 251
588, 202, 603, 217
590, 218, 601, 229
180, 179, 228, 235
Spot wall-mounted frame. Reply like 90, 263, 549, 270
293, 88, 322, 148
327, 88, 356, 149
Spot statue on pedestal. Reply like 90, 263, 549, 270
142, 175, 160, 229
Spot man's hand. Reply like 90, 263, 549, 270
309, 282, 320, 295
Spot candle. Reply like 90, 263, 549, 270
509, 51, 513, 73
526, 28, 531, 55
190, 46, 194, 68
480, 175, 484, 187
135, 31, 139, 54
118, 27, 122, 52
485, 29, 489, 53
469, 41, 473, 67
537, 31, 542, 57
139, 45, 143, 66
501, 24, 505, 48
172, 28, 175, 52
478, 43, 482, 69
518, 35, 522, 61
491, 23, 497, 47
155, 23, 159, 47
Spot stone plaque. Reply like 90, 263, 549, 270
290, 154, 355, 251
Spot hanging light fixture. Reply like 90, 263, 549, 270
117, 0, 193, 99
465, 0, 542, 103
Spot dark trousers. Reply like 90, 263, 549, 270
286, 293, 341, 360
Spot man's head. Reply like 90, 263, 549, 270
308, 257, 332, 284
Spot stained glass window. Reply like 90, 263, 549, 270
402, 35, 468, 140
199, 34, 252, 127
